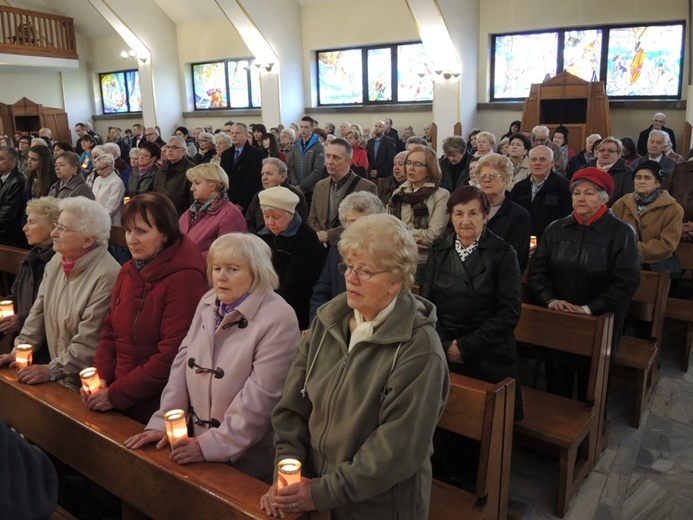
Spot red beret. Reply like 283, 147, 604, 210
570, 167, 614, 199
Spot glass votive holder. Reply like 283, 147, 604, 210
164, 409, 188, 448
79, 367, 101, 394
15, 344, 33, 370
0, 300, 14, 318
277, 458, 302, 489
530, 235, 537, 248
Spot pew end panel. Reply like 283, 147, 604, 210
665, 242, 693, 372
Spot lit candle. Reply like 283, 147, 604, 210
277, 458, 302, 489
530, 235, 537, 248
0, 300, 14, 318
123, 196, 131, 205
15, 344, 32, 370
164, 409, 188, 447
79, 367, 101, 394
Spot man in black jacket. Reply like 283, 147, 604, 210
366, 121, 397, 179
637, 112, 677, 155
220, 122, 264, 214
0, 146, 27, 248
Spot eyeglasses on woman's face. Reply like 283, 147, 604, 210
337, 262, 388, 281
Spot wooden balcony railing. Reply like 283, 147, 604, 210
0, 5, 78, 60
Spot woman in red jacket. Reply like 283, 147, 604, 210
84, 192, 208, 423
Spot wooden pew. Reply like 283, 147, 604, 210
612, 270, 669, 428
664, 242, 693, 371
0, 244, 28, 295
513, 304, 613, 518
0, 368, 306, 520
109, 225, 128, 248
429, 375, 515, 520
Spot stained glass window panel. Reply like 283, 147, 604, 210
606, 24, 684, 97
367, 48, 392, 102
318, 49, 363, 105
125, 70, 142, 112
397, 43, 433, 102
250, 65, 262, 107
193, 62, 228, 110
100, 72, 128, 113
493, 32, 558, 99
563, 30, 602, 82
228, 61, 250, 108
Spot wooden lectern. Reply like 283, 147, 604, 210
521, 71, 611, 151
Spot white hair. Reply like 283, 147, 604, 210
59, 196, 112, 247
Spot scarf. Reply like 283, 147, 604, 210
214, 292, 249, 328
348, 295, 398, 351
634, 189, 661, 215
133, 250, 160, 272
572, 204, 608, 226
454, 237, 479, 263
388, 183, 437, 229
189, 193, 227, 226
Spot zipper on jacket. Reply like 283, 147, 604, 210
316, 349, 350, 475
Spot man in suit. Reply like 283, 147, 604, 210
366, 121, 397, 179
630, 129, 678, 179
0, 146, 27, 248
131, 123, 145, 149
220, 122, 264, 214
637, 112, 677, 156
307, 139, 377, 246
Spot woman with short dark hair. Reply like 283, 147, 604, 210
127, 140, 160, 196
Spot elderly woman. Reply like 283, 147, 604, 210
127, 140, 160, 196
553, 126, 575, 167
388, 145, 450, 265
263, 214, 449, 519
192, 132, 217, 165
581, 136, 634, 205
279, 128, 295, 166
124, 233, 299, 480
440, 136, 469, 192
345, 130, 369, 177
48, 152, 94, 200
128, 147, 140, 172
528, 168, 640, 399
257, 186, 324, 329
92, 153, 126, 225
473, 131, 495, 158
0, 197, 120, 388
24, 145, 57, 200
86, 193, 207, 423
612, 160, 683, 275
377, 150, 407, 205
0, 197, 60, 359
178, 163, 246, 256
309, 191, 385, 324
506, 133, 531, 191
212, 132, 233, 165
245, 158, 308, 233
477, 153, 531, 272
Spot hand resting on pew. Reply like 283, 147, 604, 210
548, 299, 587, 314
261, 478, 315, 518
81, 380, 114, 412
124, 429, 205, 465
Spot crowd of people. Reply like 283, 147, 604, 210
0, 109, 690, 518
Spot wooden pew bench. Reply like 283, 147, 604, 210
0, 368, 306, 520
429, 375, 515, 520
513, 304, 613, 518
664, 242, 693, 371
612, 270, 669, 428
0, 244, 28, 295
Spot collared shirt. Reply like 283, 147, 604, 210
373, 137, 382, 157
530, 174, 548, 201
0, 172, 10, 184
649, 154, 663, 162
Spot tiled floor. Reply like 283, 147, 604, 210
510, 325, 693, 519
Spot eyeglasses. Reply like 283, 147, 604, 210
144, 133, 156, 137
529, 157, 551, 163
163, 145, 184, 150
337, 262, 388, 281
478, 173, 502, 181
51, 222, 78, 234
597, 148, 619, 154
405, 160, 427, 168
139, 153, 151, 158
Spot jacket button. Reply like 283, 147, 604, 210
573, 249, 578, 254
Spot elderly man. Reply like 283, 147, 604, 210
423, 123, 433, 144
630, 130, 678, 179
38, 128, 53, 148
307, 138, 377, 247
532, 125, 565, 175
245, 157, 308, 233
637, 112, 676, 156
366, 120, 397, 179
566, 133, 602, 179
288, 116, 325, 208
144, 127, 166, 147
153, 136, 195, 216
338, 121, 351, 139
219, 122, 264, 214
107, 127, 131, 166
510, 145, 572, 239
0, 146, 27, 248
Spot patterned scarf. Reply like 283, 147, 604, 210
454, 237, 479, 263
634, 189, 661, 215
189, 193, 227, 226
214, 292, 249, 328
133, 251, 160, 272
388, 183, 437, 229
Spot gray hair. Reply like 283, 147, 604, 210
207, 233, 279, 294
532, 125, 550, 137
93, 153, 115, 169
26, 196, 61, 224
442, 136, 466, 155
476, 131, 497, 148
338, 191, 385, 223
262, 157, 287, 175
280, 128, 296, 142
570, 179, 610, 204
214, 132, 232, 147
476, 153, 513, 183
103, 142, 121, 158
31, 137, 49, 148
338, 213, 418, 292
59, 196, 112, 247
129, 147, 140, 158
529, 145, 554, 160
648, 129, 670, 145
406, 136, 428, 148
167, 135, 187, 148
198, 132, 214, 142
92, 145, 108, 160
186, 163, 229, 192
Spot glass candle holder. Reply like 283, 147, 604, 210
277, 458, 302, 489
0, 300, 14, 318
164, 409, 188, 447
14, 344, 32, 370
123, 196, 131, 205
79, 367, 101, 394
530, 235, 537, 248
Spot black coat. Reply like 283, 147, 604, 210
0, 167, 27, 248
637, 125, 676, 156
487, 195, 531, 273
509, 171, 572, 239
366, 136, 397, 178
220, 145, 264, 213
420, 228, 523, 419
439, 155, 470, 193
527, 210, 640, 354
581, 158, 634, 206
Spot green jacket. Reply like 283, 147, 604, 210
272, 291, 449, 520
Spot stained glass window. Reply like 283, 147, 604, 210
606, 24, 684, 98
192, 59, 262, 110
317, 49, 363, 105
368, 48, 392, 102
397, 43, 434, 102
564, 30, 602, 82
100, 70, 141, 114
492, 32, 558, 100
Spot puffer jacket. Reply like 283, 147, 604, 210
272, 291, 449, 520
94, 235, 207, 423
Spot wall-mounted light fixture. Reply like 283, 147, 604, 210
434, 70, 460, 80
120, 49, 147, 63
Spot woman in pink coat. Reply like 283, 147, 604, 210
125, 233, 300, 481
179, 163, 247, 256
